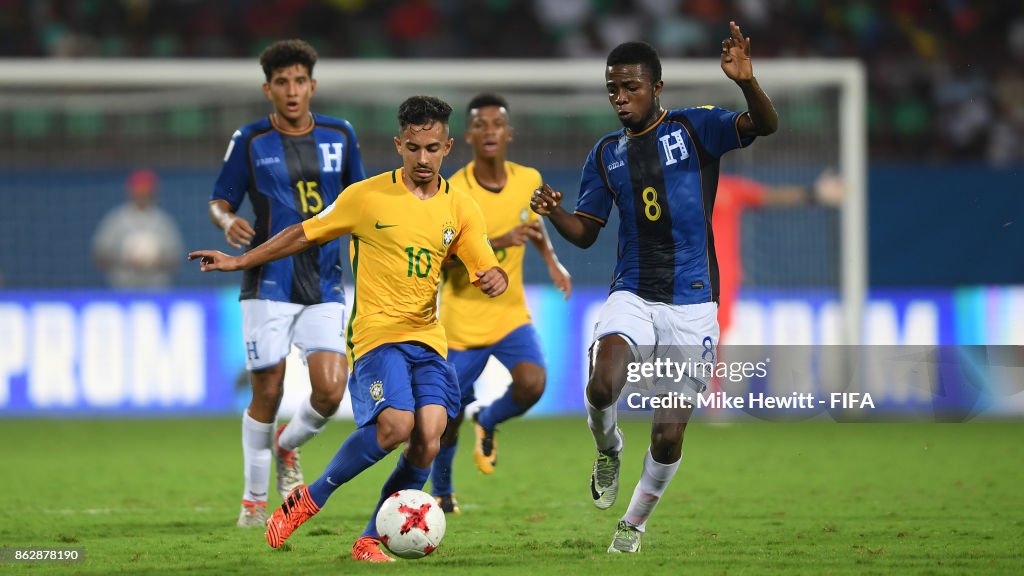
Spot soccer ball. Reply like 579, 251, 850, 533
375, 489, 446, 559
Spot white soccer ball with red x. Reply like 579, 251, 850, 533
375, 489, 446, 559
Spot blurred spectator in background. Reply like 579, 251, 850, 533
92, 169, 184, 289
715, 171, 844, 344
2, 0, 1022, 166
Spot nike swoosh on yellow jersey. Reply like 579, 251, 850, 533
374, 221, 398, 229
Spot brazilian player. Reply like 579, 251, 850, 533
531, 24, 778, 553
429, 93, 572, 514
190, 96, 507, 562
208, 39, 366, 527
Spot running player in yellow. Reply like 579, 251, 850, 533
430, 93, 572, 514
189, 96, 507, 562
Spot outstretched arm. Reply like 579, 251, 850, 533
188, 223, 313, 272
530, 184, 602, 249
721, 21, 778, 137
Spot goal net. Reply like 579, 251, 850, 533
0, 58, 865, 344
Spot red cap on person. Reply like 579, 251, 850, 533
127, 169, 158, 197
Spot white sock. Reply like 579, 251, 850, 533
241, 411, 274, 503
586, 394, 622, 452
622, 448, 681, 532
277, 396, 330, 452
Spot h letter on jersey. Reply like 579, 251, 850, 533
659, 130, 689, 165
319, 143, 344, 173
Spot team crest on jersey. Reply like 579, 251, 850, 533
370, 380, 384, 402
441, 224, 456, 249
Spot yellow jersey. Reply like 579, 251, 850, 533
441, 161, 542, 349
302, 169, 499, 362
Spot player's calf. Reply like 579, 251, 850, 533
275, 423, 304, 501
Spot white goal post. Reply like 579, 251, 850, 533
0, 58, 866, 345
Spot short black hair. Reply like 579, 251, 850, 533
398, 96, 453, 130
466, 93, 510, 119
606, 41, 662, 83
260, 39, 318, 82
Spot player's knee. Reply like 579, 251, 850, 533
249, 382, 284, 414
439, 412, 464, 446
376, 410, 415, 450
512, 372, 546, 406
310, 385, 343, 416
650, 423, 685, 462
586, 375, 616, 409
410, 434, 441, 464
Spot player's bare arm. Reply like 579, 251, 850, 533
490, 221, 542, 249
188, 223, 313, 272
530, 183, 602, 249
529, 217, 573, 299
474, 266, 509, 297
721, 21, 778, 137
208, 199, 256, 249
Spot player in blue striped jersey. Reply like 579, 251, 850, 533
532, 23, 778, 553
208, 39, 366, 527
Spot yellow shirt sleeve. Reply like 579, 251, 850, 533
452, 192, 499, 281
301, 184, 364, 243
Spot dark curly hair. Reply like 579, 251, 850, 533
259, 39, 318, 82
606, 41, 662, 83
397, 96, 453, 130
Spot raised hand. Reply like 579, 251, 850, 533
721, 21, 753, 83
530, 184, 563, 216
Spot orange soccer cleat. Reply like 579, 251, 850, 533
237, 499, 268, 528
435, 493, 461, 515
265, 485, 320, 548
472, 413, 497, 475
352, 536, 395, 563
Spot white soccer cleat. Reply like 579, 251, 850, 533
607, 520, 642, 553
275, 423, 304, 501
237, 500, 268, 528
590, 428, 622, 510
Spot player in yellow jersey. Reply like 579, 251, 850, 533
430, 93, 572, 514
189, 96, 507, 562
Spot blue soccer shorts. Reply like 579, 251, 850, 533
447, 323, 546, 407
349, 342, 461, 428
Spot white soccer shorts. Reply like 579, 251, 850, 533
240, 299, 346, 371
591, 290, 719, 395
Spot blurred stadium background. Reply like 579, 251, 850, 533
0, 0, 1021, 420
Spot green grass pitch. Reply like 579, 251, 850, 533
1, 417, 1021, 574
